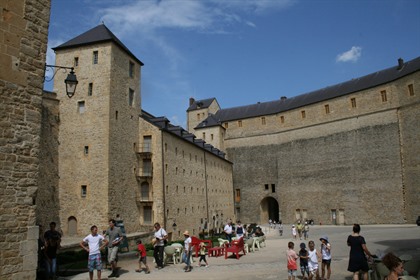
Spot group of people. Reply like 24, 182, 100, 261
291, 220, 310, 240
286, 223, 407, 280
286, 236, 331, 280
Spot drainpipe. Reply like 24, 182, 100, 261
161, 131, 166, 230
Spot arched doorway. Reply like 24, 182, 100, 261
260, 197, 280, 224
67, 216, 77, 236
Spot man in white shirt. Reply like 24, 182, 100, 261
153, 222, 168, 269
224, 221, 233, 243
80, 225, 108, 280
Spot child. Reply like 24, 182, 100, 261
292, 225, 297, 239
320, 236, 331, 280
135, 240, 150, 274
79, 225, 108, 280
197, 242, 209, 267
287, 242, 299, 280
299, 242, 310, 280
308, 240, 321, 280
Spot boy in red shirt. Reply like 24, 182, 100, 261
135, 240, 150, 274
287, 241, 299, 280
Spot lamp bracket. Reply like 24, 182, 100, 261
44, 64, 75, 82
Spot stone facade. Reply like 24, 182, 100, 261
37, 25, 234, 241
0, 0, 51, 278
139, 115, 234, 240
188, 64, 420, 225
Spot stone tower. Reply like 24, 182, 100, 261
52, 24, 144, 234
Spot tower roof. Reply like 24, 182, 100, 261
52, 24, 144, 65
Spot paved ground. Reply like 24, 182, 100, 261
62, 224, 420, 280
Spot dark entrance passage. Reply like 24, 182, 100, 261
260, 197, 280, 224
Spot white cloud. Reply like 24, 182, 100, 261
336, 46, 362, 63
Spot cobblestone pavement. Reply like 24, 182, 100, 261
64, 224, 420, 280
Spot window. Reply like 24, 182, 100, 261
351, 98, 357, 108
115, 110, 118, 120
197, 113, 200, 120
164, 143, 167, 152
141, 182, 149, 200
143, 136, 151, 152
301, 110, 306, 119
235, 189, 241, 202
325, 104, 330, 114
202, 132, 206, 139
224, 122, 228, 128
166, 185, 168, 193
143, 160, 152, 176
264, 184, 269, 190
261, 117, 266, 125
88, 83, 93, 96
143, 206, 152, 223
74, 57, 79, 67
238, 120, 242, 127
81, 185, 87, 197
78, 101, 85, 113
280, 116, 285, 124
92, 51, 98, 64
128, 88, 134, 106
129, 61, 135, 77
381, 90, 387, 102
271, 184, 276, 193
84, 146, 89, 155
408, 84, 414, 96
211, 134, 214, 140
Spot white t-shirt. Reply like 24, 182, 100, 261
224, 224, 233, 234
184, 236, 192, 251
83, 234, 105, 255
308, 249, 318, 270
154, 228, 167, 246
321, 243, 331, 260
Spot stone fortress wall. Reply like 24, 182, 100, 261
189, 65, 420, 225
0, 0, 51, 278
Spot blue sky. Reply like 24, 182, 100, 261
45, 0, 420, 127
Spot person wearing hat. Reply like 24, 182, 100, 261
182, 230, 192, 272
298, 242, 310, 280
320, 236, 331, 280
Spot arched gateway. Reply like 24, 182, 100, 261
260, 197, 280, 224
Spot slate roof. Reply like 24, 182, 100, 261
52, 24, 144, 65
195, 56, 420, 128
187, 98, 217, 111
140, 110, 228, 160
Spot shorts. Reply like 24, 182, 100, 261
88, 253, 102, 272
139, 256, 147, 264
322, 259, 331, 265
300, 264, 309, 272
108, 246, 119, 263
288, 269, 297, 276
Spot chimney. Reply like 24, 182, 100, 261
280, 96, 287, 101
397, 58, 404, 70
189, 97, 195, 106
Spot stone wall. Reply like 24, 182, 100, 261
0, 0, 51, 278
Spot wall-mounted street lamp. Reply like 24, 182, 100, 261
44, 64, 78, 98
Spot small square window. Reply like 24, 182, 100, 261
280, 116, 285, 123
129, 61, 135, 78
351, 98, 357, 108
325, 104, 330, 114
93, 51, 98, 64
301, 110, 306, 119
261, 117, 266, 125
408, 84, 414, 96
78, 101, 85, 113
381, 90, 387, 102
224, 122, 228, 128
81, 185, 87, 197
264, 184, 269, 190
129, 88, 134, 106
271, 184, 276, 193
74, 57, 79, 67
88, 83, 93, 96
238, 120, 242, 127
84, 146, 89, 155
